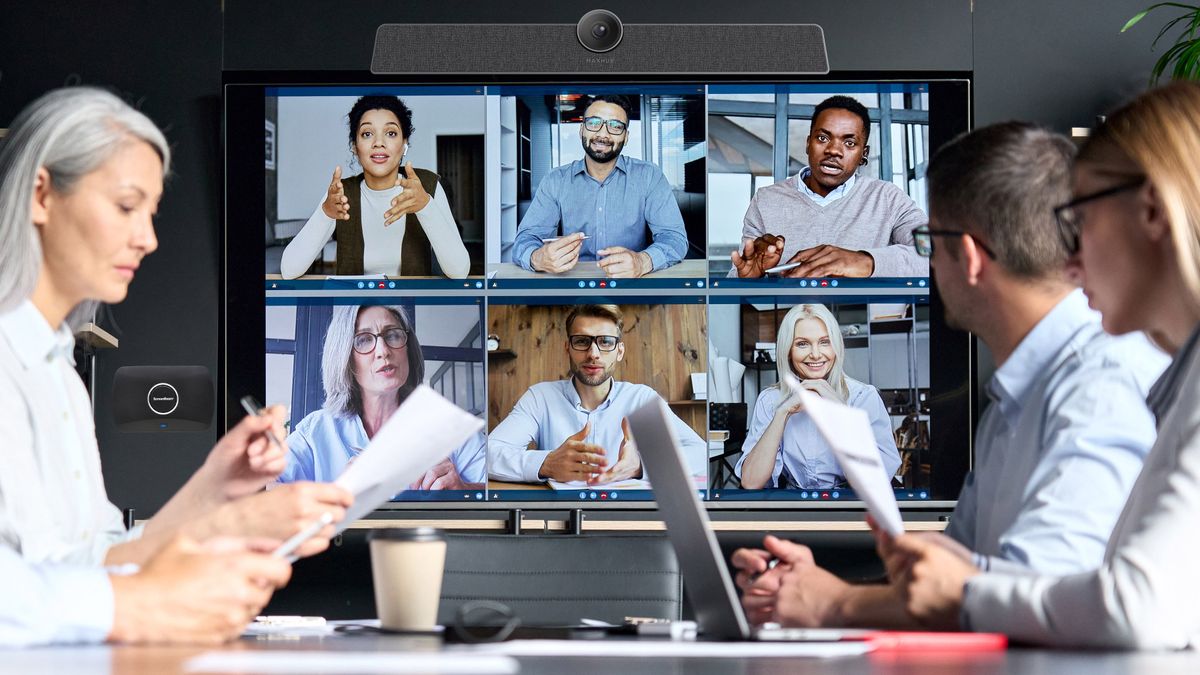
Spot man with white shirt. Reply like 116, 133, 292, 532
488, 304, 706, 486
731, 122, 1168, 628
731, 95, 928, 278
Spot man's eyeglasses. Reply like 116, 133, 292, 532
568, 334, 621, 352
1053, 178, 1145, 255
582, 116, 627, 135
913, 225, 996, 258
353, 328, 408, 354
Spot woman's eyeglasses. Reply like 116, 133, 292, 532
582, 116, 627, 135
1053, 178, 1145, 255
353, 328, 408, 354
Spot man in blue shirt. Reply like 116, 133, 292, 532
488, 304, 706, 485
510, 95, 690, 278
731, 122, 1168, 628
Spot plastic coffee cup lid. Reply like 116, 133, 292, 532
367, 527, 444, 542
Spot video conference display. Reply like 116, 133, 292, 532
246, 81, 964, 504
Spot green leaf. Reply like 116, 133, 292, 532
1153, 14, 1191, 48
1150, 40, 1193, 83
1123, 8, 1152, 32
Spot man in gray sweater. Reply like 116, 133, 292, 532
731, 96, 929, 278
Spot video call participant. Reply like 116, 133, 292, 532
278, 304, 486, 490
736, 303, 900, 490
731, 95, 928, 279
510, 95, 689, 279
733, 122, 1166, 631
280, 95, 471, 279
488, 304, 705, 485
885, 83, 1200, 650
0, 87, 341, 645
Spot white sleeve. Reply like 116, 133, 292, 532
0, 547, 113, 647
280, 197, 336, 279
414, 183, 471, 279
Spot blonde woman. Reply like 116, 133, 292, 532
737, 303, 900, 489
889, 82, 1200, 649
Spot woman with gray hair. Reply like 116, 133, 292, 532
0, 87, 352, 645
736, 303, 900, 489
277, 304, 485, 489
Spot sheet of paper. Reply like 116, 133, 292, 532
333, 385, 484, 532
186, 651, 517, 674
797, 388, 905, 536
547, 477, 651, 491
470, 639, 871, 659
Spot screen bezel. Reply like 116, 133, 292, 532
223, 70, 974, 510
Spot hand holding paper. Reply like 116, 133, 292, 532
795, 388, 904, 536
333, 386, 484, 533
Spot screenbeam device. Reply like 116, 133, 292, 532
112, 365, 214, 432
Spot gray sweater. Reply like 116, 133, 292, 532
741, 173, 929, 277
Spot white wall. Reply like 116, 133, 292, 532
276, 94, 486, 221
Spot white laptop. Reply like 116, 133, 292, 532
627, 398, 864, 642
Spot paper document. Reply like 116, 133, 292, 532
797, 388, 904, 536
471, 639, 870, 659
186, 651, 517, 674
547, 477, 651, 491
334, 385, 484, 532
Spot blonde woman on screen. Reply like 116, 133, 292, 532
736, 303, 900, 490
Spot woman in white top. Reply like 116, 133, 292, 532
280, 95, 471, 279
0, 87, 351, 571
887, 81, 1200, 649
737, 303, 900, 490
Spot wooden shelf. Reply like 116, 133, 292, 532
668, 400, 706, 406
75, 323, 118, 349
488, 348, 517, 360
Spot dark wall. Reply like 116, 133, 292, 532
1, 0, 1164, 515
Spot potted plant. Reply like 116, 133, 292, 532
1123, 3, 1200, 82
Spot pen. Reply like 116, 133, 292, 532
272, 511, 335, 560
239, 395, 284, 451
748, 557, 780, 584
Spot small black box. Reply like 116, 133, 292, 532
111, 365, 213, 432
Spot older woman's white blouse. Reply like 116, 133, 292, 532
0, 300, 129, 565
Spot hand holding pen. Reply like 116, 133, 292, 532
196, 396, 290, 502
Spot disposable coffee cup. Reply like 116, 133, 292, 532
368, 528, 447, 631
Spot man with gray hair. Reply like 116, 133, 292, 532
731, 122, 1169, 628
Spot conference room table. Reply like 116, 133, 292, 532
8, 632, 1200, 675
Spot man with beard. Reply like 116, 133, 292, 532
488, 305, 705, 485
729, 122, 1167, 629
510, 95, 689, 278
731, 95, 928, 279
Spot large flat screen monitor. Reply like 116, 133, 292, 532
224, 72, 972, 509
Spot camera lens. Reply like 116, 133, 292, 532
577, 9, 623, 53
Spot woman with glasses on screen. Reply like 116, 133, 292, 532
280, 95, 471, 279
276, 304, 485, 490
886, 82, 1200, 649
0, 87, 352, 645
736, 303, 901, 490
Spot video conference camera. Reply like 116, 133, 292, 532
577, 9, 623, 53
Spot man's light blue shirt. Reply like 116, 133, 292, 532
734, 379, 900, 489
279, 409, 487, 486
510, 155, 689, 272
488, 379, 706, 484
0, 546, 113, 647
945, 289, 1168, 575
797, 166, 857, 207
